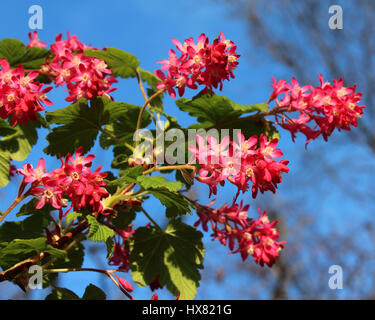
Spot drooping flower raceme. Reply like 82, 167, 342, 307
188, 132, 289, 198
269, 75, 366, 144
194, 200, 285, 267
42, 32, 117, 102
155, 32, 240, 98
108, 225, 135, 272
17, 146, 109, 218
0, 58, 53, 126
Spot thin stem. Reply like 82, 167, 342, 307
106, 270, 135, 300
0, 194, 27, 224
119, 182, 136, 196
44, 267, 110, 274
143, 164, 195, 175
44, 267, 135, 300
134, 191, 150, 198
135, 89, 166, 146
140, 207, 163, 232
42, 231, 89, 270
135, 71, 157, 124
98, 126, 135, 152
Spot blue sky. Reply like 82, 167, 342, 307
0, 0, 370, 300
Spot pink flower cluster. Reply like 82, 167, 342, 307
188, 133, 289, 199
155, 32, 239, 98
0, 58, 53, 126
17, 146, 109, 218
270, 75, 366, 143
195, 201, 285, 267
36, 32, 117, 102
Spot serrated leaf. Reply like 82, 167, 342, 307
0, 118, 39, 161
136, 176, 183, 192
84, 47, 139, 79
150, 190, 191, 217
65, 212, 82, 224
82, 284, 106, 300
0, 38, 50, 69
0, 38, 25, 65
138, 67, 161, 90
99, 102, 151, 150
86, 215, 114, 242
49, 241, 85, 270
1, 204, 52, 243
45, 97, 149, 156
13, 47, 50, 70
176, 93, 267, 125
44, 97, 110, 156
0, 237, 66, 269
45, 287, 80, 300
176, 93, 278, 139
130, 220, 204, 300
108, 166, 143, 187
112, 207, 137, 230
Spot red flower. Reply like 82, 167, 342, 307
195, 201, 285, 267
155, 32, 239, 97
270, 75, 366, 144
17, 146, 109, 218
26, 31, 47, 49
189, 132, 289, 199
0, 58, 53, 126
47, 32, 117, 102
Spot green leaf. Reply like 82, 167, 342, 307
138, 67, 161, 90
46, 284, 106, 300
65, 212, 82, 224
136, 176, 183, 192
0, 237, 66, 269
44, 97, 110, 156
112, 207, 138, 230
0, 204, 53, 242
82, 284, 106, 300
0, 38, 50, 69
150, 190, 191, 217
49, 241, 85, 270
99, 103, 151, 151
16, 198, 53, 217
86, 215, 114, 242
176, 93, 278, 138
0, 38, 25, 65
0, 119, 16, 136
105, 238, 115, 260
130, 220, 205, 300
0, 118, 39, 162
176, 93, 267, 125
138, 67, 165, 112
45, 287, 80, 300
0, 151, 10, 187
13, 47, 50, 70
108, 166, 143, 187
84, 47, 139, 79
45, 97, 149, 156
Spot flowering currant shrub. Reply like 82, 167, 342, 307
0, 31, 366, 300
